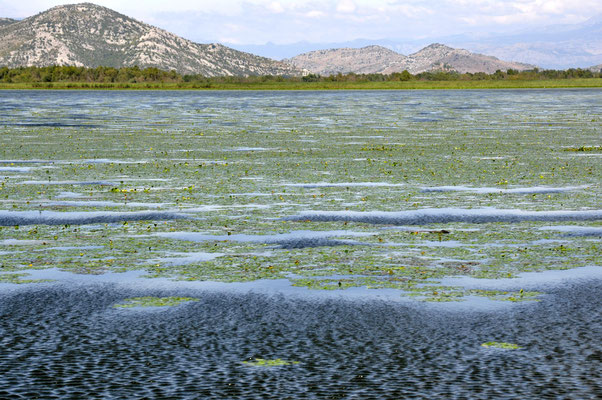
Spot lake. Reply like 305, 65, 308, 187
1, 89, 601, 398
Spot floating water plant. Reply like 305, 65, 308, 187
113, 296, 199, 308
420, 290, 465, 302
563, 146, 601, 152
481, 342, 522, 350
470, 289, 541, 302
242, 358, 300, 367
0, 273, 53, 284
0, 90, 600, 304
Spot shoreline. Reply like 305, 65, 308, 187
1, 78, 601, 91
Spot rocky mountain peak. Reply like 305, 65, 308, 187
283, 45, 408, 75
0, 2, 302, 76
421, 43, 453, 51
286, 42, 536, 75
411, 43, 470, 59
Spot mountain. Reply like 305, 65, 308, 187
229, 15, 602, 70
0, 3, 301, 76
285, 44, 535, 75
405, 43, 535, 74
229, 39, 418, 62
0, 18, 17, 27
449, 15, 602, 70
283, 45, 408, 75
589, 64, 602, 72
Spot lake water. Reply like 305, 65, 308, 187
1, 89, 601, 398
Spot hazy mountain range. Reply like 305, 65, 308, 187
286, 44, 534, 76
230, 15, 602, 70
1, 3, 599, 76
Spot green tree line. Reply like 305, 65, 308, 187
0, 65, 599, 84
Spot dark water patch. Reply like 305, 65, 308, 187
274, 238, 365, 249
561, 230, 602, 238
563, 230, 602, 237
285, 209, 602, 225
0, 281, 600, 398
410, 117, 442, 123
0, 210, 190, 226
540, 226, 602, 237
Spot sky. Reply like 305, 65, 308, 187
1, 0, 600, 45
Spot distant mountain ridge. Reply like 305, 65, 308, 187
589, 64, 602, 72
0, 3, 301, 76
229, 15, 602, 69
451, 15, 602, 70
0, 17, 17, 27
285, 44, 535, 75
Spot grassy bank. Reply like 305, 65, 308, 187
1, 78, 601, 90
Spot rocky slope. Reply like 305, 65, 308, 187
283, 45, 408, 75
285, 43, 535, 75
0, 18, 16, 27
405, 43, 535, 74
0, 3, 301, 76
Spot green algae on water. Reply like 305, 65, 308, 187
1, 90, 601, 303
562, 146, 602, 152
470, 289, 541, 302
113, 296, 199, 308
0, 273, 53, 284
481, 342, 522, 350
242, 358, 300, 367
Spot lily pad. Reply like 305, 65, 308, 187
242, 358, 300, 367
481, 342, 522, 350
0, 273, 53, 284
113, 296, 199, 308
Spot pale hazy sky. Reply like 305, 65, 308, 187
1, 0, 600, 44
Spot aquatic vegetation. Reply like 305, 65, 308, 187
0, 90, 600, 303
563, 146, 602, 152
0, 273, 53, 284
415, 288, 466, 302
150, 251, 225, 266
470, 289, 541, 302
481, 342, 522, 350
242, 358, 300, 367
113, 296, 199, 308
